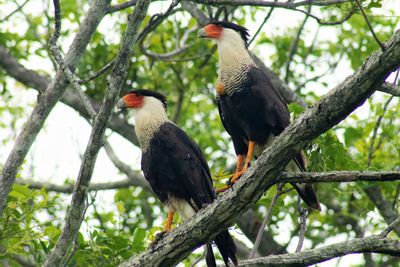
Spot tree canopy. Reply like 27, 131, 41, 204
0, 0, 399, 266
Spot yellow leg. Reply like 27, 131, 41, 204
216, 141, 256, 193
230, 141, 255, 184
216, 154, 244, 193
164, 210, 174, 231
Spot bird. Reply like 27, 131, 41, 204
198, 21, 320, 210
116, 89, 238, 267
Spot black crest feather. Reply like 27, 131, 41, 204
211, 21, 250, 45
128, 89, 167, 109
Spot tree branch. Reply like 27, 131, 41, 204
354, 0, 385, 51
107, 0, 138, 14
248, 184, 283, 259
378, 82, 400, 96
239, 235, 400, 266
0, 0, 30, 22
16, 178, 144, 193
43, 1, 151, 265
280, 171, 400, 183
186, 0, 352, 8
103, 141, 151, 190
284, 5, 311, 83
0, 0, 111, 218
0, 44, 140, 145
120, 28, 400, 267
364, 186, 400, 236
236, 210, 287, 256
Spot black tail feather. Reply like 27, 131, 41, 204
293, 183, 321, 211
214, 230, 238, 266
205, 244, 217, 267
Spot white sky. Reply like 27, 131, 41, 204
1, 1, 399, 266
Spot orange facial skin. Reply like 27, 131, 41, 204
123, 93, 144, 108
203, 24, 223, 38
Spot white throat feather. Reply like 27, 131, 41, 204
216, 28, 254, 70
130, 97, 168, 151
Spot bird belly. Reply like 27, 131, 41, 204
167, 195, 196, 221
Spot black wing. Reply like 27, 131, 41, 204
217, 96, 248, 155
141, 122, 215, 210
249, 67, 309, 171
247, 66, 291, 135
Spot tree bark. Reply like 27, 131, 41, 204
0, 0, 112, 218
43, 1, 151, 266
239, 235, 400, 266
119, 29, 400, 267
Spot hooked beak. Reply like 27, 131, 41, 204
116, 98, 127, 110
197, 28, 208, 38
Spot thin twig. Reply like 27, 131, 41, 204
77, 59, 115, 84
285, 4, 311, 83
380, 215, 400, 237
354, 0, 385, 50
295, 197, 308, 252
0, 0, 30, 22
367, 96, 394, 166
107, 0, 138, 14
248, 1, 277, 46
393, 184, 400, 210
137, 0, 180, 43
294, 6, 355, 26
248, 183, 284, 259
48, 0, 97, 120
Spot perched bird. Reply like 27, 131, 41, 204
116, 89, 237, 267
198, 21, 320, 210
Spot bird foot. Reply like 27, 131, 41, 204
215, 170, 245, 193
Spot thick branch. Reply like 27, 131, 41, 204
0, 0, 111, 218
120, 27, 400, 267
43, 1, 151, 265
239, 236, 400, 266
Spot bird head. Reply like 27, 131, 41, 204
117, 89, 167, 111
197, 21, 250, 47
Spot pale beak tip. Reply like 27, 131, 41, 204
116, 98, 127, 110
197, 28, 207, 38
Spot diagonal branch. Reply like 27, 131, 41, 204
43, 1, 151, 266
248, 184, 283, 259
239, 235, 400, 266
0, 44, 139, 145
354, 0, 385, 50
120, 28, 400, 267
0, 0, 111, 218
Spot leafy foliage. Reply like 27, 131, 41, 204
0, 0, 399, 266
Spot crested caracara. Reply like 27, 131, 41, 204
116, 89, 237, 267
198, 21, 320, 210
